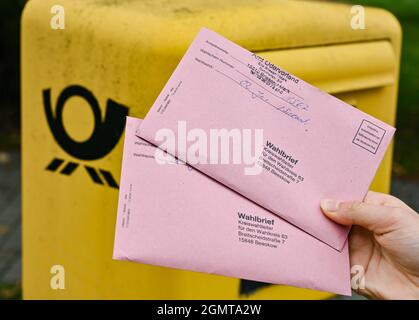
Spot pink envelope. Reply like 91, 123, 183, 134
113, 117, 351, 295
138, 28, 395, 250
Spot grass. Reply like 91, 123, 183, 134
0, 283, 22, 300
338, 0, 419, 178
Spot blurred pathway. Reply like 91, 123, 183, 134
0, 151, 20, 284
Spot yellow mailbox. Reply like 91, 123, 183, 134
21, 0, 401, 299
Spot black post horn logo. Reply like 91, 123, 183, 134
43, 85, 128, 188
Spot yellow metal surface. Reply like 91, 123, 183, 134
21, 0, 401, 299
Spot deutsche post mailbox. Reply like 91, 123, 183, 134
21, 0, 401, 299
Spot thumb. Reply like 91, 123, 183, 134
320, 199, 401, 233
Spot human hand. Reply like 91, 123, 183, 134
321, 191, 419, 299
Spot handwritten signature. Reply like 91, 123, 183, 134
238, 80, 310, 125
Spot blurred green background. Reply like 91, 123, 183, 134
0, 1, 24, 151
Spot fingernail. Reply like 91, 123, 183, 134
321, 199, 340, 212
